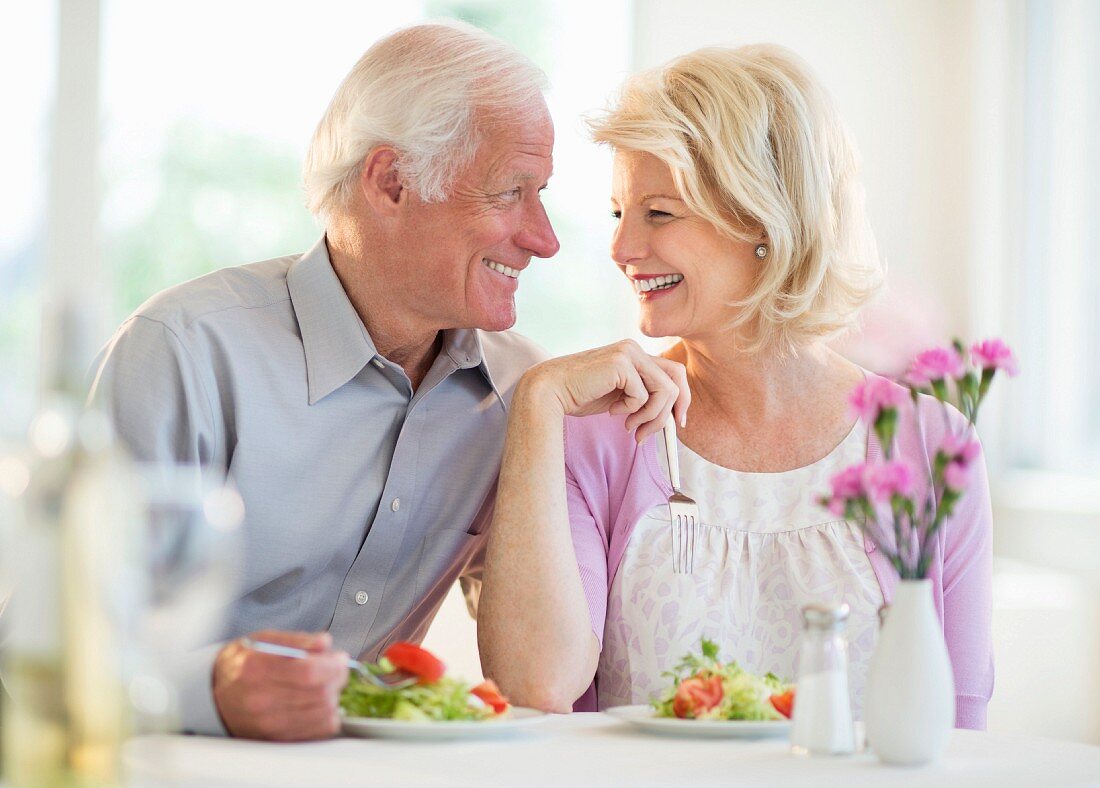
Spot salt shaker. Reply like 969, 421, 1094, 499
789, 602, 856, 756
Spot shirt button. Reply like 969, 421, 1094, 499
355, 591, 369, 605
372, 358, 385, 369
391, 498, 401, 512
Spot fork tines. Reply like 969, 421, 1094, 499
669, 495, 698, 574
663, 420, 698, 575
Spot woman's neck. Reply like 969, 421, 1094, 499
668, 334, 840, 425
664, 333, 863, 472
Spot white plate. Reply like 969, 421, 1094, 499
341, 706, 550, 741
605, 705, 791, 739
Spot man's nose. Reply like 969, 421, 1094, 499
519, 200, 560, 259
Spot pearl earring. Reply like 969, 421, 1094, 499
755, 244, 768, 259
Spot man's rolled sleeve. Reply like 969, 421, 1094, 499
174, 643, 228, 735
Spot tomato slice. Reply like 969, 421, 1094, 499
769, 689, 795, 719
382, 641, 446, 683
470, 679, 510, 714
672, 674, 724, 718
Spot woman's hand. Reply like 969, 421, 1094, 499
519, 340, 690, 442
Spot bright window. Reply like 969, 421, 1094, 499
0, 7, 54, 438
1009, 0, 1100, 478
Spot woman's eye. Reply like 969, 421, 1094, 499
611, 210, 622, 220
648, 209, 672, 219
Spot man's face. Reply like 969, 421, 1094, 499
392, 101, 559, 333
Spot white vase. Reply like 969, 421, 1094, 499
864, 579, 955, 765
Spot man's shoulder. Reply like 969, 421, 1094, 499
129, 253, 301, 334
478, 328, 549, 370
477, 330, 549, 399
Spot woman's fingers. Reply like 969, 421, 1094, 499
622, 365, 672, 431
522, 340, 690, 433
628, 384, 677, 443
612, 350, 652, 416
653, 357, 692, 429
622, 350, 684, 442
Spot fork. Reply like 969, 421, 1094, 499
662, 418, 699, 574
241, 638, 419, 689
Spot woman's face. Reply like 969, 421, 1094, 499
610, 150, 760, 340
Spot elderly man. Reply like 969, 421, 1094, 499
89, 22, 558, 740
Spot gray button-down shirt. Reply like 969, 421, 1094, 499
89, 237, 546, 734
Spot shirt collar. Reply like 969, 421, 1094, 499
287, 237, 377, 405
444, 328, 505, 409
288, 237, 504, 407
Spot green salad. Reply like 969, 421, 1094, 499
652, 639, 794, 721
338, 642, 509, 721
340, 674, 495, 722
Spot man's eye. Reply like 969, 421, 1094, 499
500, 188, 522, 200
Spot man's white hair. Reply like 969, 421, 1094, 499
303, 21, 548, 219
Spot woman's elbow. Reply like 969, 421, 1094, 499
503, 677, 581, 714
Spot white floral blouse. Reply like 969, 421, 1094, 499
595, 422, 884, 717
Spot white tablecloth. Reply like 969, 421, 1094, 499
124, 713, 1100, 787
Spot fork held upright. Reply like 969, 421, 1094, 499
662, 420, 699, 575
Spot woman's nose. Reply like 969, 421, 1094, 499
610, 214, 647, 266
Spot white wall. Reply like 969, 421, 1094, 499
633, 0, 979, 339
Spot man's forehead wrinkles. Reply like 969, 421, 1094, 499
485, 157, 553, 186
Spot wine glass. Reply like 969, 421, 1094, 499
123, 463, 244, 733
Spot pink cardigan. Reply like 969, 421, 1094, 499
564, 375, 994, 729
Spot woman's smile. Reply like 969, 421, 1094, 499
628, 272, 685, 300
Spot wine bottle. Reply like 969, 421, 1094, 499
1, 303, 140, 787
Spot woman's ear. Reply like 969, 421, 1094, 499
359, 146, 404, 216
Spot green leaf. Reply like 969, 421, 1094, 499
874, 408, 898, 459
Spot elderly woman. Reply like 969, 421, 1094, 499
477, 44, 993, 729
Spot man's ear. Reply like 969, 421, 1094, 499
359, 146, 405, 216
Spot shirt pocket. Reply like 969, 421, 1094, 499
415, 528, 482, 599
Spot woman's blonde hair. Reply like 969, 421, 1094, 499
589, 44, 882, 354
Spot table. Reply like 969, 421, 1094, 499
123, 713, 1100, 787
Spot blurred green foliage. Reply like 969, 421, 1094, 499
105, 120, 319, 320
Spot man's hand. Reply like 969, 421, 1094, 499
213, 630, 349, 741
520, 340, 690, 442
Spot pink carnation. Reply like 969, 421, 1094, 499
862, 459, 916, 503
943, 461, 971, 491
848, 376, 907, 424
829, 464, 866, 500
970, 338, 1019, 377
941, 433, 981, 465
905, 346, 966, 386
